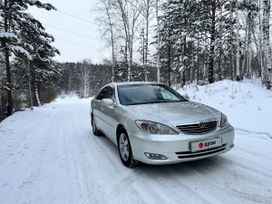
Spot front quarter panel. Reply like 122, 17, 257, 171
114, 106, 140, 143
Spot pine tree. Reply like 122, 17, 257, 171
19, 15, 60, 105
0, 0, 56, 115
158, 0, 261, 85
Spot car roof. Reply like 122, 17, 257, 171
109, 81, 163, 87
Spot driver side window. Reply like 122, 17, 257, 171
96, 86, 115, 101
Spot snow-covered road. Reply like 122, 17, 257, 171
0, 96, 272, 204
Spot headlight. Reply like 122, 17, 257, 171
135, 120, 179, 135
220, 113, 228, 128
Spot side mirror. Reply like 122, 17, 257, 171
101, 98, 114, 105
183, 94, 190, 100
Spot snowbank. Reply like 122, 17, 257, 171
179, 79, 272, 138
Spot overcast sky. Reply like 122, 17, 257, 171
29, 0, 110, 63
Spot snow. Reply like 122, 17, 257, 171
179, 79, 272, 138
9, 45, 32, 60
0, 81, 272, 204
0, 32, 18, 40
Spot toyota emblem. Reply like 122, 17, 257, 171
198, 122, 205, 128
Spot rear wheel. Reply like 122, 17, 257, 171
118, 129, 138, 168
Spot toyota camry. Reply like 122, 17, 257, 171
90, 82, 234, 167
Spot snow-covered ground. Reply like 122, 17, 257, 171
180, 79, 272, 138
0, 81, 272, 204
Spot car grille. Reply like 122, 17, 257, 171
176, 144, 227, 159
176, 121, 217, 134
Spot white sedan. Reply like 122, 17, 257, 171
91, 82, 234, 167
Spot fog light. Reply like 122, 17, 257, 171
144, 152, 168, 160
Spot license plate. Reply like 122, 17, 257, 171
191, 138, 222, 152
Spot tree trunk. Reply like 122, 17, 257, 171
218, 5, 223, 81
116, 0, 130, 81
229, 0, 235, 80
4, 0, 13, 116
182, 70, 185, 87
258, 0, 264, 79
128, 38, 133, 81
141, 29, 147, 81
248, 51, 252, 78
68, 71, 72, 93
4, 47, 13, 116
110, 24, 116, 83
208, 0, 216, 83
247, 10, 253, 78
34, 81, 41, 106
168, 42, 171, 87
262, 0, 271, 86
27, 61, 33, 109
105, 1, 116, 82
144, 0, 150, 82
243, 15, 249, 77
156, 0, 160, 82
197, 35, 200, 83
235, 1, 241, 81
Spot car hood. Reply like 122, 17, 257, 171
124, 101, 221, 125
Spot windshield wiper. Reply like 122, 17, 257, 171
126, 100, 185, 105
160, 100, 185, 103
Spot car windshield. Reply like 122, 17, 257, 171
117, 84, 187, 105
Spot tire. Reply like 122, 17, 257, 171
91, 115, 102, 136
117, 129, 138, 168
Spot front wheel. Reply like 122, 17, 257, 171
118, 129, 138, 168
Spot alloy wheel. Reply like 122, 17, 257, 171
119, 133, 130, 161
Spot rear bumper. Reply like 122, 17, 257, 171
129, 125, 235, 165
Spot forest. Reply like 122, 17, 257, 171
1, 0, 272, 120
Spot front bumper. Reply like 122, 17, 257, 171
129, 125, 235, 165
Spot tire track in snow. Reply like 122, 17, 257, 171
0, 107, 62, 203
0, 110, 52, 167
235, 128, 272, 139
69, 101, 171, 203
70, 104, 152, 203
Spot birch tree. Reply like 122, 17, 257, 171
262, 0, 271, 86
78, 60, 91, 98
97, 0, 117, 82
103, 0, 142, 81
140, 0, 156, 81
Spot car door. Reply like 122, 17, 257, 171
92, 86, 118, 141
92, 86, 108, 130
